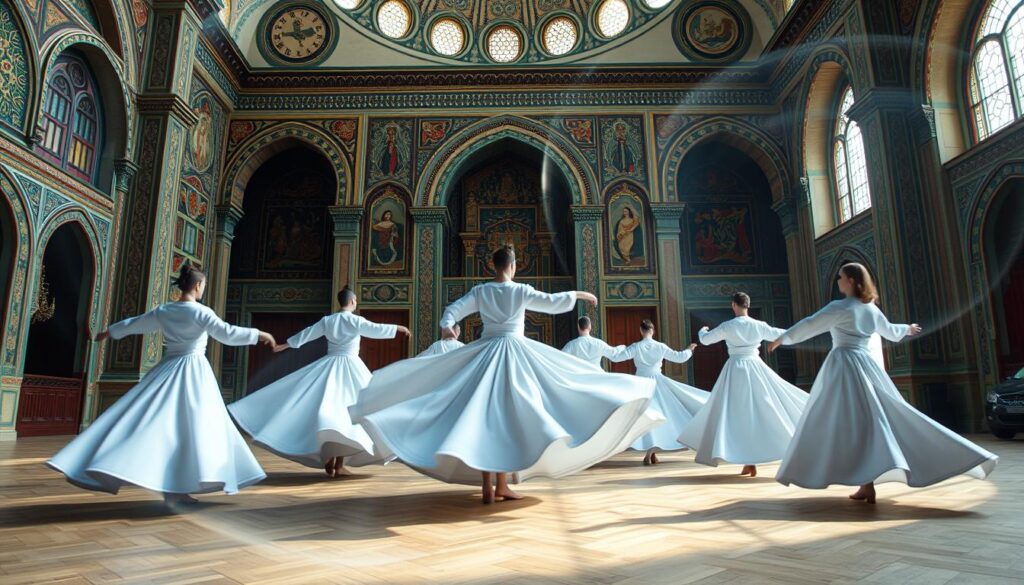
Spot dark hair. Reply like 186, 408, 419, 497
493, 245, 516, 271
171, 262, 205, 293
640, 319, 654, 332
732, 292, 751, 309
337, 286, 357, 307
840, 262, 878, 303
578, 316, 592, 330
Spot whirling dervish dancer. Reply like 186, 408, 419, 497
678, 292, 809, 477
768, 263, 998, 503
561, 316, 626, 369
417, 323, 464, 357
619, 320, 709, 465
49, 264, 275, 504
350, 246, 662, 504
229, 286, 410, 478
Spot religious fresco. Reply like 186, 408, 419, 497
364, 185, 411, 276
599, 117, 646, 185
691, 204, 755, 266
182, 77, 228, 197
674, 0, 753, 63
605, 182, 652, 274
367, 119, 413, 186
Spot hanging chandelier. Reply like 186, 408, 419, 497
31, 264, 56, 324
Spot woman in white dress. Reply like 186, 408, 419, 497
678, 292, 808, 476
619, 319, 709, 465
768, 263, 998, 503
417, 323, 464, 357
48, 264, 276, 503
561, 316, 626, 369
349, 246, 661, 504
228, 287, 410, 477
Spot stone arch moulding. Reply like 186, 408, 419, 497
962, 161, 1024, 384
0, 168, 35, 373
36, 32, 134, 163
415, 115, 598, 207
793, 45, 854, 155
662, 116, 792, 206
220, 122, 352, 208
32, 208, 105, 336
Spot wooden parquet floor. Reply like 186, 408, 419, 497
1, 435, 1021, 585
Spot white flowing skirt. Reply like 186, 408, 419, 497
48, 354, 265, 495
678, 356, 808, 465
228, 355, 384, 469
349, 335, 662, 485
629, 374, 709, 452
776, 346, 998, 488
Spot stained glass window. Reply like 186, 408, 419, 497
596, 0, 629, 38
542, 17, 577, 56
970, 0, 1024, 140
377, 0, 411, 39
832, 86, 872, 223
430, 18, 465, 56
487, 25, 522, 63
36, 54, 103, 185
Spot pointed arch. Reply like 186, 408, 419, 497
220, 122, 352, 207
416, 115, 598, 207
0, 168, 34, 373
662, 116, 791, 205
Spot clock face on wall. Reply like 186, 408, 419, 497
263, 4, 334, 65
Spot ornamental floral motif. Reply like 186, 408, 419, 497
490, 0, 518, 18
0, 3, 28, 128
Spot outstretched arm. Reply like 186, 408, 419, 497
663, 343, 697, 364
769, 302, 844, 352
698, 323, 728, 346
102, 308, 161, 340
285, 318, 328, 350
358, 316, 403, 340
873, 308, 921, 342
440, 290, 479, 332
523, 286, 581, 315
201, 308, 267, 347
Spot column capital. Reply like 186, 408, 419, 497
214, 205, 243, 240
771, 197, 800, 238
136, 94, 200, 128
844, 87, 918, 123
113, 159, 139, 192
328, 205, 364, 238
570, 205, 603, 222
650, 203, 686, 234
410, 206, 452, 226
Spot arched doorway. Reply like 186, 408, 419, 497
223, 145, 336, 398
0, 196, 15, 342
441, 138, 577, 347
18, 223, 95, 436
984, 179, 1024, 376
676, 141, 795, 389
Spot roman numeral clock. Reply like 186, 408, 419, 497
259, 2, 337, 66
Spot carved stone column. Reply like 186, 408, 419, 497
570, 206, 603, 335
651, 203, 687, 378
206, 204, 242, 380
328, 206, 364, 303
410, 207, 450, 353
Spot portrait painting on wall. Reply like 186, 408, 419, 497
364, 185, 410, 276
605, 183, 652, 274
674, 1, 752, 63
600, 117, 646, 183
262, 206, 328, 271
368, 119, 413, 185
690, 204, 755, 266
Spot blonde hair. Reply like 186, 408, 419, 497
840, 262, 878, 304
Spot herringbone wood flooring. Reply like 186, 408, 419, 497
1, 435, 1020, 584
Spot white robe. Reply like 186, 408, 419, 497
561, 335, 625, 368
776, 298, 998, 488
228, 312, 398, 468
619, 338, 709, 452
349, 281, 662, 485
417, 338, 465, 357
48, 302, 265, 495
678, 316, 809, 465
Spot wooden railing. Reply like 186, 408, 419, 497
16, 375, 83, 436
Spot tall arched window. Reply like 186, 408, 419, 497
970, 0, 1024, 141
36, 54, 104, 185
831, 86, 871, 223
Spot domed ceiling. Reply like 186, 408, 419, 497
224, 0, 780, 69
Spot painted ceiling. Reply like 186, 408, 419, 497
219, 0, 782, 69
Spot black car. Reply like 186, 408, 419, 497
986, 367, 1024, 439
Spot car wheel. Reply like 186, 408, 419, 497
992, 429, 1017, 440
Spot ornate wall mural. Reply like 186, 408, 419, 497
0, 0, 29, 134
367, 118, 414, 187
673, 0, 753, 63
599, 116, 646, 186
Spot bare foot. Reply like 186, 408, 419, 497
650, 451, 659, 465
642, 452, 652, 466
481, 472, 494, 505
849, 484, 876, 504
334, 465, 354, 476
740, 465, 757, 477
495, 487, 524, 501
325, 457, 337, 477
